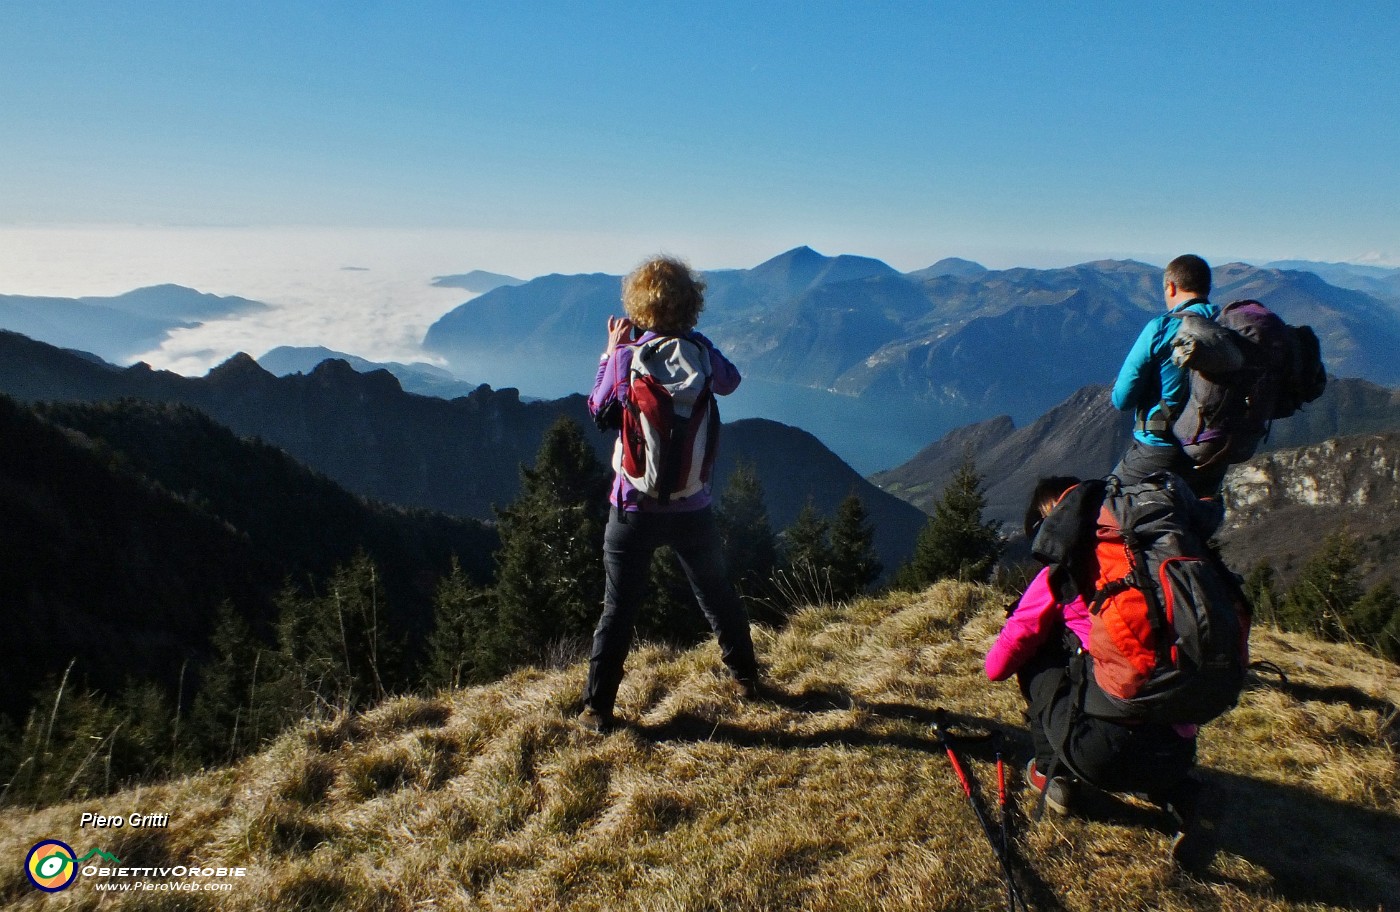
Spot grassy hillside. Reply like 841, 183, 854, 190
3, 582, 1397, 911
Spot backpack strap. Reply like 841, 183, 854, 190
1138, 397, 1181, 440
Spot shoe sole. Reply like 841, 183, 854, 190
1171, 819, 1219, 873
577, 713, 615, 734
1024, 764, 1072, 816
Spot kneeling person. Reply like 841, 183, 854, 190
986, 475, 1235, 873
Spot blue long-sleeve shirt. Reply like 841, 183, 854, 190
1111, 299, 1220, 447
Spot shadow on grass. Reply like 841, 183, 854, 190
637, 688, 1400, 912
1204, 768, 1400, 911
635, 693, 1070, 912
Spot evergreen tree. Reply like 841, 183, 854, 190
782, 497, 832, 574
0, 669, 184, 806
828, 493, 882, 600
896, 454, 1003, 589
488, 417, 609, 672
1243, 562, 1281, 627
111, 679, 184, 783
424, 558, 493, 690
189, 601, 271, 762
772, 497, 834, 610
1349, 580, 1400, 662
271, 553, 403, 713
716, 461, 778, 597
1281, 533, 1363, 641
636, 546, 709, 644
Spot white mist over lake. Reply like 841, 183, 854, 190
0, 227, 513, 374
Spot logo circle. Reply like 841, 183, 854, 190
25, 840, 78, 892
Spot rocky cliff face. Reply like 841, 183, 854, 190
1225, 434, 1400, 517
1218, 432, 1400, 585
876, 378, 1400, 531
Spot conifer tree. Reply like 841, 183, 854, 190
1243, 562, 1281, 627
1350, 580, 1400, 662
1281, 533, 1363, 641
189, 601, 270, 762
487, 417, 609, 672
770, 496, 834, 611
635, 546, 709, 644
896, 454, 1003, 589
716, 461, 778, 597
424, 558, 493, 690
0, 671, 181, 806
828, 492, 882, 600
112, 680, 184, 782
271, 553, 402, 712
782, 497, 832, 574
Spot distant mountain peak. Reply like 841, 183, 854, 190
430, 270, 527, 293
207, 352, 274, 383
757, 246, 826, 269
308, 357, 406, 395
748, 246, 897, 291
912, 257, 988, 280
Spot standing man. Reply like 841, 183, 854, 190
1111, 254, 1224, 495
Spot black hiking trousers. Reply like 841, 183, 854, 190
1020, 643, 1197, 800
583, 506, 758, 717
1112, 440, 1227, 498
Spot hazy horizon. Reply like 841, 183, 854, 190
8, 224, 1396, 379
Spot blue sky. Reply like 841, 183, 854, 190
4, 1, 1399, 270
2, 2, 1399, 373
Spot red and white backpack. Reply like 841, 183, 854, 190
613, 335, 720, 504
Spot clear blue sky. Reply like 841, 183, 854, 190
3, 1, 1399, 272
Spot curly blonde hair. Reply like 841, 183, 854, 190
622, 256, 706, 335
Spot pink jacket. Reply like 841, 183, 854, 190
985, 566, 1091, 682
987, 566, 1199, 738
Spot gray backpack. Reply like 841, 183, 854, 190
1170, 299, 1326, 467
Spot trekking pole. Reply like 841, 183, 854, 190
932, 709, 1028, 912
994, 731, 1014, 912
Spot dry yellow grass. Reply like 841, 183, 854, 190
3, 580, 1397, 911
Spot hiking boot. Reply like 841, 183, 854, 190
577, 707, 615, 734
1025, 759, 1075, 816
1163, 778, 1219, 874
734, 675, 765, 701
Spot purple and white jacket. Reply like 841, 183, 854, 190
588, 329, 741, 513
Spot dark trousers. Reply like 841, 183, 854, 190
583, 506, 758, 716
1020, 644, 1196, 798
1112, 440, 1226, 498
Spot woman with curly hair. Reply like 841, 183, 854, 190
580, 255, 761, 732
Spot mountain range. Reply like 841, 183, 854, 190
257, 345, 485, 399
870, 377, 1400, 533
423, 248, 1400, 472
9, 253, 1396, 477
0, 284, 267, 363
1264, 259, 1400, 305
0, 330, 926, 575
